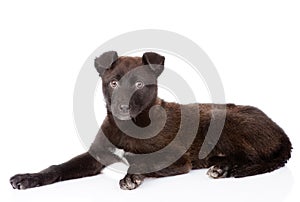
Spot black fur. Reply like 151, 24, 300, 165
10, 52, 292, 190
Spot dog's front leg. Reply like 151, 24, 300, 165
119, 153, 192, 190
117, 152, 146, 190
10, 128, 121, 190
10, 152, 104, 190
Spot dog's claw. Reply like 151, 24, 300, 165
10, 173, 42, 190
207, 165, 229, 178
119, 174, 144, 190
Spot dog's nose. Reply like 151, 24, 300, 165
119, 104, 130, 113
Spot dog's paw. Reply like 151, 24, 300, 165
207, 165, 229, 179
119, 174, 144, 190
10, 173, 44, 190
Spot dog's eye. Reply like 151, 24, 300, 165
110, 80, 119, 88
135, 81, 144, 89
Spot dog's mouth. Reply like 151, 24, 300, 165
114, 113, 132, 121
110, 102, 142, 121
111, 107, 134, 121
112, 109, 142, 121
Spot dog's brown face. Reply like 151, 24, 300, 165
95, 51, 165, 120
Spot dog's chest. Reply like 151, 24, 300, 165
109, 147, 129, 164
116, 135, 147, 153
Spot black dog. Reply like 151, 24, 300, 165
10, 51, 292, 190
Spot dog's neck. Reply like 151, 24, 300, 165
134, 98, 163, 127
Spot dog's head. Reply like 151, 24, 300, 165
95, 51, 165, 121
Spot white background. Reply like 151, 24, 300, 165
0, 0, 299, 201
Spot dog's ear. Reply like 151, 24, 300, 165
94, 51, 118, 77
142, 52, 165, 76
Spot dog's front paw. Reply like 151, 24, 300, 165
10, 173, 44, 190
119, 174, 144, 190
207, 165, 229, 179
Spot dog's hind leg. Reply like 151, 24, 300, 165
230, 144, 291, 178
206, 142, 291, 178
